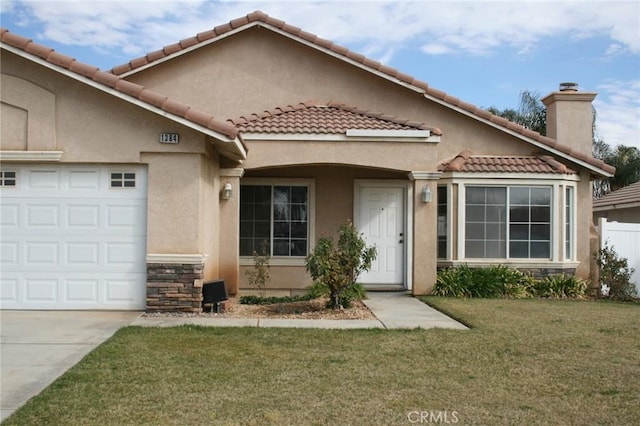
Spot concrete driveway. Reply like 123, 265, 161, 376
0, 310, 140, 422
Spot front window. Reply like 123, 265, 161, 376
465, 186, 551, 259
240, 184, 309, 257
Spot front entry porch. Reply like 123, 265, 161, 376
230, 165, 440, 297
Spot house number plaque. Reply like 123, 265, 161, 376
159, 133, 180, 144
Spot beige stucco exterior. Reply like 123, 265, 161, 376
1, 17, 613, 309
1, 50, 229, 285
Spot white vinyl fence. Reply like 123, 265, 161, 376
598, 218, 640, 295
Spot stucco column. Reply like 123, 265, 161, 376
409, 172, 441, 295
219, 168, 244, 294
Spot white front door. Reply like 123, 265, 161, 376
357, 186, 404, 285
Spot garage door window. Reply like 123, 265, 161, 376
0, 170, 16, 187
111, 172, 136, 188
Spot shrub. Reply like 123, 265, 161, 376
434, 264, 534, 298
596, 244, 637, 301
306, 221, 376, 309
301, 282, 366, 308
531, 274, 588, 298
244, 242, 270, 297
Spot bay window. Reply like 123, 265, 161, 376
465, 186, 551, 259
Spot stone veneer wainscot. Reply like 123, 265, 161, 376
146, 263, 204, 312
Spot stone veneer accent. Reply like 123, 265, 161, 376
146, 263, 204, 312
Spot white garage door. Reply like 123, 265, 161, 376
0, 164, 147, 310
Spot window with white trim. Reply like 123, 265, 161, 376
0, 170, 16, 187
465, 186, 551, 259
565, 187, 574, 260
437, 186, 448, 259
110, 172, 136, 188
240, 184, 309, 257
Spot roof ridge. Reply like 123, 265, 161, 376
0, 27, 241, 143
227, 100, 441, 134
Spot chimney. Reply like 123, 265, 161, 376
541, 82, 597, 157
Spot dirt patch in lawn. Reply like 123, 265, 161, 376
144, 297, 376, 320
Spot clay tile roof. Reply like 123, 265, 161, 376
102, 11, 614, 175
0, 28, 241, 143
593, 181, 640, 208
228, 101, 442, 135
439, 151, 577, 174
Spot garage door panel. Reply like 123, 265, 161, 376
68, 169, 100, 190
25, 278, 58, 302
66, 205, 101, 228
28, 169, 59, 189
107, 205, 143, 229
25, 242, 59, 265
66, 242, 100, 266
105, 276, 146, 304
64, 278, 99, 303
1, 242, 19, 265
27, 204, 59, 227
0, 164, 147, 310
0, 278, 19, 303
1, 204, 19, 227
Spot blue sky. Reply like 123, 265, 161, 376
2, 0, 639, 149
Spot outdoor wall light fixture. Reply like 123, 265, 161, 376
222, 182, 233, 200
421, 185, 432, 203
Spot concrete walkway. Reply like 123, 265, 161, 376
131, 292, 468, 330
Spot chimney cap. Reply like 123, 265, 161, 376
559, 82, 579, 92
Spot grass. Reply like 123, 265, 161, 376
5, 298, 640, 425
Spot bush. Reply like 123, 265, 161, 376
301, 282, 367, 308
434, 265, 587, 299
306, 221, 376, 309
596, 244, 637, 301
434, 264, 533, 298
531, 274, 588, 298
244, 242, 270, 297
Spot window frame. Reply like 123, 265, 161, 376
564, 185, 575, 261
239, 178, 315, 266
452, 177, 579, 264
110, 171, 136, 189
0, 170, 17, 187
437, 184, 450, 259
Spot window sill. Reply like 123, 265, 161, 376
240, 257, 307, 267
439, 260, 580, 269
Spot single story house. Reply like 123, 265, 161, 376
1, 11, 614, 311
593, 181, 640, 224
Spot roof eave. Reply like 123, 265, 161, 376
593, 201, 640, 211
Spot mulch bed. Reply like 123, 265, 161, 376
143, 297, 375, 320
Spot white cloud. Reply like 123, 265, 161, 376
421, 43, 453, 55
593, 79, 640, 149
7, 1, 639, 60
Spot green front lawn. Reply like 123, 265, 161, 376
6, 298, 639, 425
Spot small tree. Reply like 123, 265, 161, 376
245, 241, 270, 297
305, 221, 377, 309
596, 243, 637, 301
